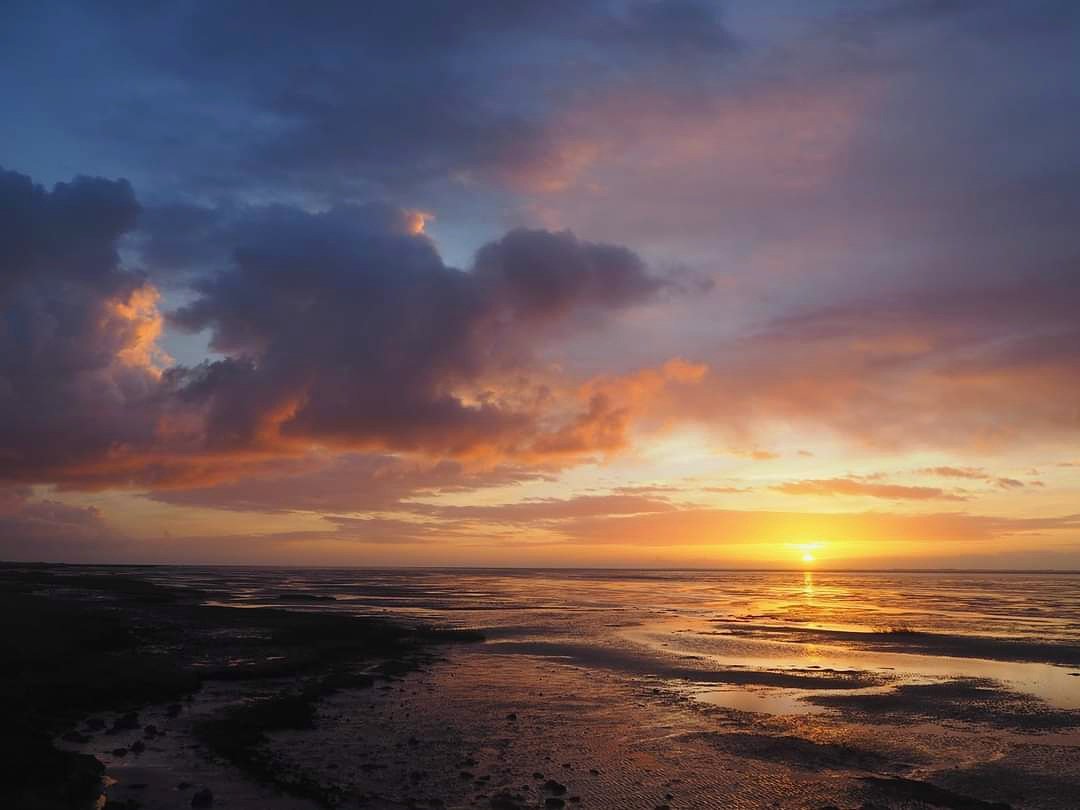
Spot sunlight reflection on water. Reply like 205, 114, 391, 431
112, 566, 1080, 713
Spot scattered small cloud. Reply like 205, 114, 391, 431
995, 478, 1025, 490
773, 477, 967, 502
920, 466, 988, 480
732, 448, 780, 461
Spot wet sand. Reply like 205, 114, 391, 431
7, 564, 1080, 809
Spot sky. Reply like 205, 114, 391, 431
1, 0, 1078, 569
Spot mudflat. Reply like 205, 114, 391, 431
6, 565, 1080, 809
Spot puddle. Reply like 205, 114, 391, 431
691, 685, 826, 715
626, 622, 1080, 709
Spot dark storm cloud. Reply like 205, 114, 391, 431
166, 203, 666, 453
0, 168, 138, 294
0, 167, 164, 481
0, 166, 672, 489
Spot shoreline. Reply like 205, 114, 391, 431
6, 563, 1079, 810
1, 563, 480, 809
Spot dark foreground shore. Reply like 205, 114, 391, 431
0, 563, 479, 809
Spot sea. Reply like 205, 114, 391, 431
125, 566, 1080, 709
57, 566, 1080, 809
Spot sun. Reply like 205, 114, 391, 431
785, 541, 825, 567
788, 541, 824, 566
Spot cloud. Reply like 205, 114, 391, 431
414, 493, 680, 524
921, 466, 988, 480
850, 0, 1080, 38
0, 486, 115, 561
1, 168, 694, 491
672, 276, 1080, 451
149, 453, 549, 514
995, 477, 1025, 490
773, 477, 967, 501
0, 167, 168, 482
194, 1, 735, 194
920, 467, 1035, 491
2, 1, 734, 201
166, 208, 671, 460
733, 449, 780, 462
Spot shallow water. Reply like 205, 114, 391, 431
134, 567, 1080, 707
138, 567, 1080, 639
58, 566, 1080, 809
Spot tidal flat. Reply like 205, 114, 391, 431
5, 565, 1079, 809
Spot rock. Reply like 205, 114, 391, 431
191, 786, 214, 807
533, 772, 545, 780
569, 797, 581, 803
166, 703, 182, 717
85, 717, 106, 730
112, 747, 128, 757
63, 730, 90, 743
506, 713, 517, 721
130, 739, 146, 753
589, 769, 600, 776
143, 724, 159, 738
177, 782, 192, 790
543, 780, 567, 795
545, 800, 566, 809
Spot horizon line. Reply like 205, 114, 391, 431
4, 560, 1078, 575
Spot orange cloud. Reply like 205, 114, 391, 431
773, 477, 967, 501
108, 285, 172, 374
666, 281, 1080, 452
921, 466, 988, 480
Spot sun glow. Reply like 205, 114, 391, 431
791, 541, 824, 567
